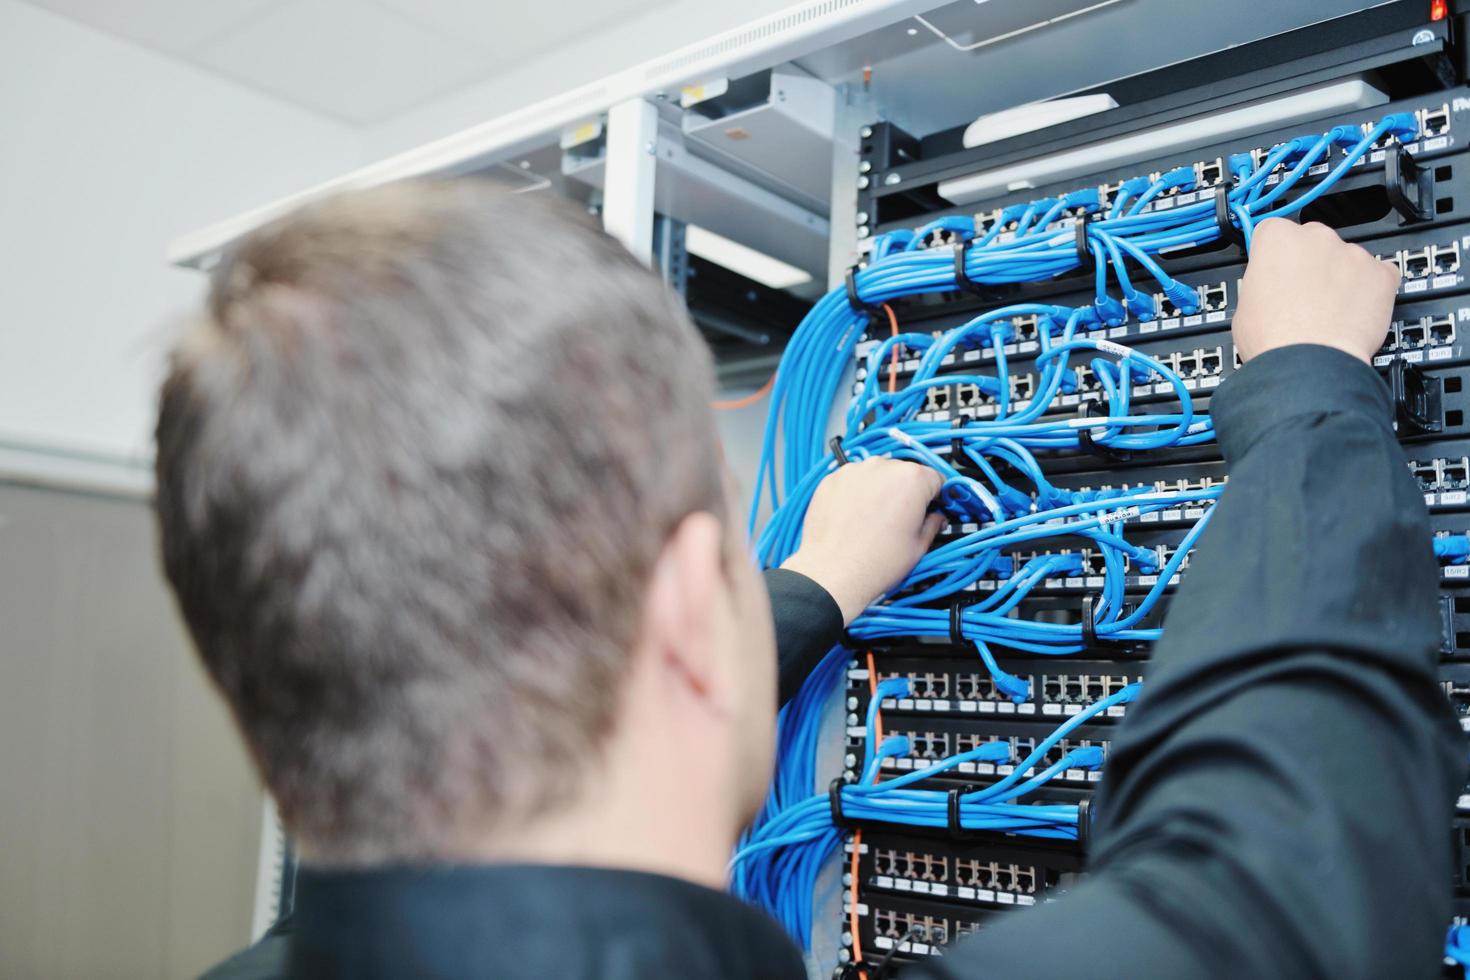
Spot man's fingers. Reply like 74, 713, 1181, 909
918, 464, 944, 499
919, 510, 946, 548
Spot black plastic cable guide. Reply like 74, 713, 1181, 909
1080, 594, 1101, 648
1076, 798, 1094, 853
1213, 186, 1246, 248
953, 238, 986, 296
1074, 210, 1093, 263
947, 784, 980, 840
845, 263, 884, 321
1077, 399, 1133, 462
1079, 594, 1132, 648
830, 776, 849, 828
950, 413, 967, 461
1384, 142, 1433, 224
1389, 359, 1444, 436
831, 435, 851, 466
949, 601, 970, 647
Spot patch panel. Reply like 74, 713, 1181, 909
1380, 229, 1470, 299
842, 836, 1085, 970
856, 232, 1470, 403
1407, 438, 1470, 508
844, 718, 1113, 788
945, 126, 1459, 254
862, 846, 1053, 905
862, 904, 960, 955
855, 656, 1149, 718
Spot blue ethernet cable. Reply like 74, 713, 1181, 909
1446, 923, 1470, 975
732, 684, 1138, 944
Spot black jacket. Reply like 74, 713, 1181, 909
203, 345, 1461, 980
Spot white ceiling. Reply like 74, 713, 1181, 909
21, 0, 674, 125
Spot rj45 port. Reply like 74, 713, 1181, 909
1422, 104, 1451, 138
1429, 315, 1456, 345
1403, 248, 1432, 279
1434, 242, 1461, 276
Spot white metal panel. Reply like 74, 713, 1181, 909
568, 120, 830, 276
603, 98, 660, 263
682, 65, 836, 209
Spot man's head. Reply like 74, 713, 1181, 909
155, 180, 776, 869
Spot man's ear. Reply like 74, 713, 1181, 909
642, 511, 727, 707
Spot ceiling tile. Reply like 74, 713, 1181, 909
195, 0, 490, 124
21, 0, 284, 51
375, 0, 672, 67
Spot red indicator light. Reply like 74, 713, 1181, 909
1431, 0, 1448, 22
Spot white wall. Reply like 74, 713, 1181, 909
0, 6, 363, 976
0, 0, 362, 467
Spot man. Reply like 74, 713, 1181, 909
158, 181, 1459, 979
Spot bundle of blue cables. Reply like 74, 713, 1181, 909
732, 671, 1143, 948
1448, 923, 1470, 975
734, 113, 1420, 952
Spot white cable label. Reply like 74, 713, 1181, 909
1094, 339, 1133, 357
1092, 505, 1143, 525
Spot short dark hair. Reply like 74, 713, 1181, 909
155, 180, 724, 864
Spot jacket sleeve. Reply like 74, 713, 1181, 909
924, 344, 1464, 979
764, 568, 844, 707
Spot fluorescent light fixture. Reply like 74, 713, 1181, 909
684, 224, 813, 290
938, 78, 1387, 206
963, 94, 1120, 149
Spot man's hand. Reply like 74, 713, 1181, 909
780, 458, 944, 624
1232, 218, 1401, 365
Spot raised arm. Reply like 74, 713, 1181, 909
767, 458, 942, 705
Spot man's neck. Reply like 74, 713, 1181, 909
464, 732, 741, 889
477, 789, 731, 888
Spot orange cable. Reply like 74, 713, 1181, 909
850, 828, 867, 980
848, 651, 886, 978
712, 371, 775, 410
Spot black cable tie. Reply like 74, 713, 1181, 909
1081, 594, 1099, 648
953, 239, 985, 296
1077, 399, 1132, 462
951, 413, 967, 458
1213, 186, 1245, 248
829, 777, 849, 828
950, 602, 965, 646
1074, 210, 1093, 263
947, 786, 966, 839
1077, 798, 1093, 853
845, 264, 882, 321
1081, 594, 1126, 648
831, 435, 850, 466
